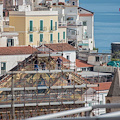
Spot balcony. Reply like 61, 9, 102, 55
83, 34, 89, 40
67, 36, 77, 40
49, 26, 55, 32
58, 22, 67, 27
67, 20, 82, 26
28, 27, 37, 33
38, 27, 47, 33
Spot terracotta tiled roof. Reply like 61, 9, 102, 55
52, 56, 70, 63
79, 14, 93, 16
0, 46, 38, 55
44, 43, 77, 52
92, 82, 112, 91
76, 59, 93, 68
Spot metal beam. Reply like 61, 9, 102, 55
26, 106, 92, 120
0, 101, 93, 108
8, 70, 74, 74
25, 104, 120, 120
37, 53, 62, 57
0, 84, 98, 92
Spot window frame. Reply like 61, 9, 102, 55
40, 33, 43, 42
40, 20, 43, 31
29, 34, 33, 42
29, 20, 33, 31
50, 33, 53, 43
50, 20, 53, 31
63, 31, 65, 40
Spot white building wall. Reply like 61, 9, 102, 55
0, 3, 3, 32
0, 34, 19, 47
79, 16, 94, 50
0, 54, 30, 75
84, 88, 109, 115
63, 51, 76, 69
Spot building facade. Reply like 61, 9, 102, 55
0, 46, 38, 75
9, 11, 67, 46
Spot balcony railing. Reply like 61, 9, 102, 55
67, 36, 77, 40
28, 27, 37, 33
38, 27, 47, 33
67, 20, 82, 26
49, 26, 55, 32
58, 22, 67, 27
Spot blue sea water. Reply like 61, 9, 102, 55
79, 0, 120, 53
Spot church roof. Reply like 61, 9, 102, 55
107, 68, 120, 97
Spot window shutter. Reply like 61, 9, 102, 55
40, 34, 43, 42
30, 21, 33, 31
40, 20, 43, 31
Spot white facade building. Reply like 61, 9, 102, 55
52, 1, 94, 50
0, 2, 3, 32
84, 82, 111, 115
0, 3, 19, 47
0, 46, 38, 75
38, 43, 76, 69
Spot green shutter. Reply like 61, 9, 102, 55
63, 31, 65, 39
1, 62, 6, 70
40, 20, 43, 31
30, 21, 33, 31
55, 22, 57, 30
50, 20, 53, 30
40, 34, 43, 42
29, 34, 33, 42
58, 33, 60, 42
50, 34, 53, 43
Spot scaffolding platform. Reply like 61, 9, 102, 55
0, 84, 98, 92
7, 69, 74, 74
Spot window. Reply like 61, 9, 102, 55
96, 56, 99, 62
7, 39, 14, 47
30, 20, 33, 31
29, 34, 33, 42
58, 32, 60, 42
66, 55, 70, 60
72, 2, 75, 5
1, 62, 6, 71
100, 101, 103, 104
55, 22, 57, 30
50, 34, 53, 43
71, 30, 75, 35
50, 20, 53, 30
63, 31, 65, 39
40, 34, 43, 42
40, 20, 43, 31
83, 21, 87, 26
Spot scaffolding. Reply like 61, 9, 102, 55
0, 47, 98, 119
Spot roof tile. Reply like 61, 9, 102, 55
76, 59, 93, 68
0, 46, 38, 55
44, 43, 77, 52
92, 82, 112, 91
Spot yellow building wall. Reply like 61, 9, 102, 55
9, 16, 26, 45
9, 13, 67, 46
26, 16, 59, 46
58, 27, 67, 43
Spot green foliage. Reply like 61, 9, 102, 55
112, 51, 120, 61
93, 47, 98, 52
111, 58, 120, 61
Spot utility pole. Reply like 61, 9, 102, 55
11, 73, 15, 119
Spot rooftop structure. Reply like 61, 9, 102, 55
106, 68, 120, 113
0, 46, 99, 119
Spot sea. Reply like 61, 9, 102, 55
79, 0, 120, 53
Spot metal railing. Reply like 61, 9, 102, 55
26, 103, 120, 120
38, 27, 47, 32
27, 27, 37, 33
